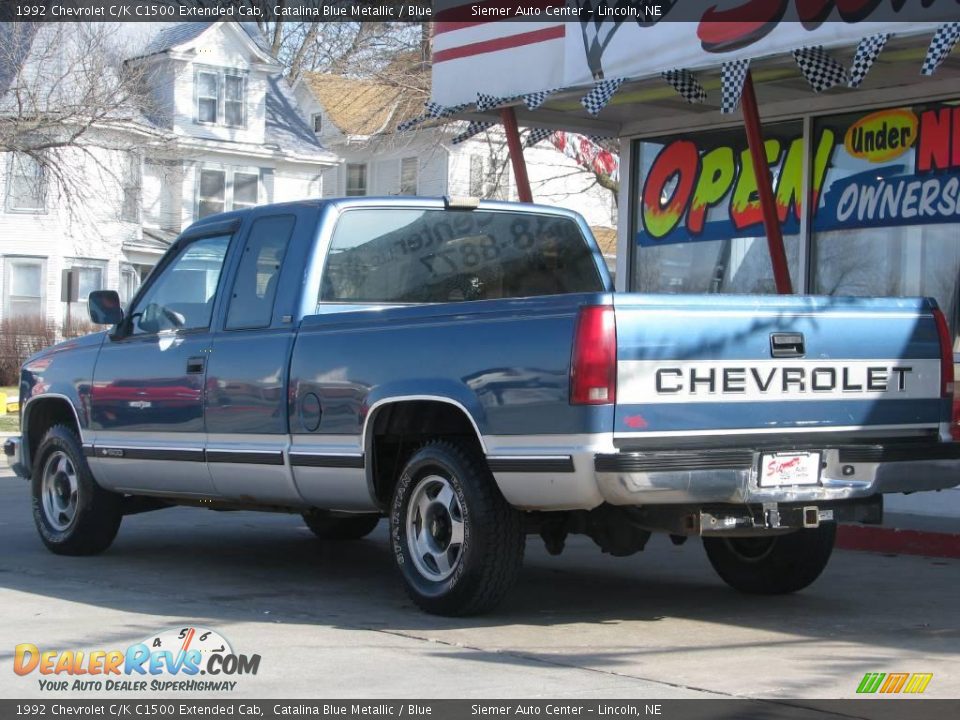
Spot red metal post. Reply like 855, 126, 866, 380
740, 71, 793, 295
499, 107, 533, 203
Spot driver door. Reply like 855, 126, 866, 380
88, 231, 232, 497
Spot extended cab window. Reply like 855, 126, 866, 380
320, 209, 603, 303
226, 215, 294, 330
130, 234, 230, 335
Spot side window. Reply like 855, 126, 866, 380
225, 215, 295, 330
131, 234, 230, 335
320, 209, 603, 304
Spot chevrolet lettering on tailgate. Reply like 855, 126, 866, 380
637, 361, 932, 399
6, 197, 960, 616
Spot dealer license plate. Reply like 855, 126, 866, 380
759, 452, 821, 487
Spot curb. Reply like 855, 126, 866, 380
837, 525, 960, 559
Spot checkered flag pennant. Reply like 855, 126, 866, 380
793, 46, 848, 92
477, 93, 519, 112
581, 78, 625, 116
424, 101, 447, 119
848, 33, 889, 88
424, 102, 470, 120
590, 135, 613, 143
524, 127, 555, 147
396, 115, 426, 133
721, 59, 750, 114
452, 121, 494, 145
921, 22, 960, 76
661, 69, 706, 104
523, 88, 560, 111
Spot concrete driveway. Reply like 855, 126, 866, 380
0, 468, 956, 700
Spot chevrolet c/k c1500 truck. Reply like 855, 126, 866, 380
6, 197, 960, 615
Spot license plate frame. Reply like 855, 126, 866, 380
758, 451, 822, 488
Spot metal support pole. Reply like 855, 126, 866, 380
499, 107, 533, 203
740, 71, 793, 295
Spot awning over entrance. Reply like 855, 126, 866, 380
425, 7, 959, 136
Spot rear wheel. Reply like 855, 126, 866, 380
703, 524, 836, 595
32, 425, 122, 556
390, 440, 524, 616
302, 510, 380, 540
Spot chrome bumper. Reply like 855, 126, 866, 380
3, 436, 28, 479
594, 445, 960, 506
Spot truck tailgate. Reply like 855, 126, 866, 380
612, 294, 945, 445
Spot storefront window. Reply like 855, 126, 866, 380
811, 101, 960, 340
632, 122, 803, 294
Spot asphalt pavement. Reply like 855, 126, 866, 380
0, 467, 957, 700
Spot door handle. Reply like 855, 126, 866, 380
186, 356, 206, 374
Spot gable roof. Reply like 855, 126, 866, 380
301, 72, 425, 137
133, 20, 277, 66
264, 74, 332, 160
141, 22, 212, 56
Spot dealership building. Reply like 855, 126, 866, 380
427, 8, 960, 530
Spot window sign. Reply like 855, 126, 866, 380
812, 101, 960, 339
635, 123, 817, 247
632, 123, 803, 294
814, 102, 960, 232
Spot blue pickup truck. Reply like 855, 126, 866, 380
6, 197, 960, 615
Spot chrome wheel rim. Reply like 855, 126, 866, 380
41, 451, 79, 532
406, 474, 465, 582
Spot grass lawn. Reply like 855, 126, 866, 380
0, 386, 19, 433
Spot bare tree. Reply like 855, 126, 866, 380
0, 23, 163, 224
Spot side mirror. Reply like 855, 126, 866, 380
88, 290, 124, 325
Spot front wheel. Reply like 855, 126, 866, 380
32, 425, 123, 556
390, 440, 525, 616
703, 524, 836, 595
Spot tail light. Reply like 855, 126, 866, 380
570, 305, 616, 405
932, 308, 960, 440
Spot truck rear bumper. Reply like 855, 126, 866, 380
593, 444, 960, 506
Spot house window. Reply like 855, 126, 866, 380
4, 257, 45, 318
120, 265, 140, 306
196, 68, 246, 127
312, 113, 323, 133
120, 153, 141, 223
6, 153, 46, 213
346, 164, 367, 196
197, 168, 260, 219
400, 157, 418, 195
233, 172, 259, 210
196, 71, 219, 124
198, 169, 226, 218
469, 155, 483, 197
224, 74, 245, 127
64, 262, 104, 327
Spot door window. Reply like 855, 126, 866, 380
226, 215, 295, 330
130, 234, 230, 335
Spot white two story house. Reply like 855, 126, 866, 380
292, 71, 619, 237
0, 21, 337, 329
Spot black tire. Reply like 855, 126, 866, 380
703, 524, 836, 595
302, 510, 380, 540
31, 425, 122, 556
390, 440, 524, 616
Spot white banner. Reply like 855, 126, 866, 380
432, 4, 955, 107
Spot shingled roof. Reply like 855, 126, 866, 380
302, 72, 426, 137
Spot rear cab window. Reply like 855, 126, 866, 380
319, 208, 605, 304
225, 214, 296, 330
